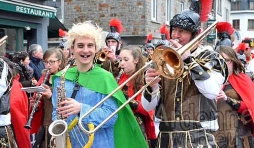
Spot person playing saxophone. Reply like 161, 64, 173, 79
51, 21, 148, 148
29, 48, 66, 148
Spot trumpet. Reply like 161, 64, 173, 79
78, 21, 218, 135
96, 50, 109, 62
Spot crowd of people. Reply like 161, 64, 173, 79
0, 0, 254, 148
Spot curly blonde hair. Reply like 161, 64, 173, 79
65, 21, 103, 52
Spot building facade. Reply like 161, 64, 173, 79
0, 0, 65, 54
62, 0, 191, 46
230, 0, 254, 41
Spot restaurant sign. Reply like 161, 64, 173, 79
0, 1, 56, 18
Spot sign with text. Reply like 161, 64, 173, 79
0, 1, 56, 18
207, 19, 217, 43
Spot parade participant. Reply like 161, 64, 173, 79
242, 37, 254, 63
52, 21, 147, 148
215, 45, 254, 148
28, 44, 45, 81
141, 0, 228, 147
12, 51, 37, 87
0, 56, 32, 148
59, 29, 73, 64
155, 24, 170, 48
118, 45, 156, 148
30, 48, 65, 148
144, 34, 155, 61
237, 42, 254, 80
0, 57, 18, 148
100, 18, 125, 77
215, 22, 235, 49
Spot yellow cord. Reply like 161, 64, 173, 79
67, 118, 95, 148
67, 135, 72, 148
84, 123, 95, 148
68, 117, 78, 131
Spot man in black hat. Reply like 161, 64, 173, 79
141, 0, 228, 147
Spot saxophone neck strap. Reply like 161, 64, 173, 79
70, 83, 81, 99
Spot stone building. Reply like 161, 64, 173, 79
62, 0, 189, 46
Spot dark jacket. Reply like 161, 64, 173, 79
13, 63, 32, 87
29, 56, 45, 81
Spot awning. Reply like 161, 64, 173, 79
48, 16, 67, 38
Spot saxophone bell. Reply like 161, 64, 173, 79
48, 120, 68, 148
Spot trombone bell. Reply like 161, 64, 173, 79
152, 45, 184, 79
152, 20, 218, 79
0, 36, 8, 47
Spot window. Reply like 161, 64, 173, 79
231, 2, 240, 10
250, 2, 254, 10
217, 0, 222, 14
225, 8, 229, 22
44, 0, 64, 22
248, 19, 254, 30
151, 0, 157, 21
180, 2, 184, 11
165, 0, 170, 24
233, 19, 240, 30
55, 0, 64, 23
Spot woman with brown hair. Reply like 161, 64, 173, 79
30, 48, 65, 148
118, 45, 156, 148
215, 45, 254, 148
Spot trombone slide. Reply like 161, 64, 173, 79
78, 60, 157, 135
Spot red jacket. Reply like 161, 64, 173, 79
118, 73, 156, 139
229, 73, 254, 136
10, 75, 31, 148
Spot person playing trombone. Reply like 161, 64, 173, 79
51, 21, 148, 148
141, 0, 228, 147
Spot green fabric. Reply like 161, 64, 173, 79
54, 65, 148, 148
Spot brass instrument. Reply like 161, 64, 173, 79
48, 59, 78, 148
96, 50, 109, 62
24, 69, 50, 129
0, 35, 7, 47
78, 21, 218, 135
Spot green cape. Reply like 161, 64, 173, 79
54, 65, 148, 148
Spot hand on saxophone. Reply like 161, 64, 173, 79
58, 98, 81, 118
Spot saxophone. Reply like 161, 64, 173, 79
48, 59, 74, 148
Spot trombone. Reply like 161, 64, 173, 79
78, 20, 218, 135
0, 36, 8, 47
